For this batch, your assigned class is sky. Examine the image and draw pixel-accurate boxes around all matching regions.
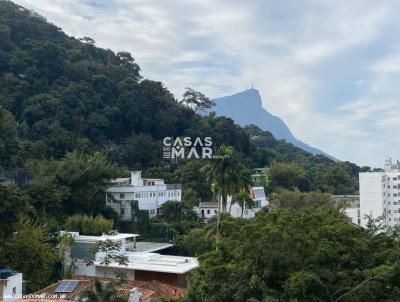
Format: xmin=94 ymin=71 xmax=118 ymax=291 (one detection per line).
xmin=12 ymin=0 xmax=400 ymax=168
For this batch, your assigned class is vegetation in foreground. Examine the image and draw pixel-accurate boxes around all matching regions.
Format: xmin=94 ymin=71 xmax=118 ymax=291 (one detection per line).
xmin=0 ymin=1 xmax=393 ymax=301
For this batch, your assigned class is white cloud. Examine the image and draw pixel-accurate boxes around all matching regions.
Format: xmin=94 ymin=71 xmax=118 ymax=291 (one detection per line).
xmin=12 ymin=0 xmax=400 ymax=167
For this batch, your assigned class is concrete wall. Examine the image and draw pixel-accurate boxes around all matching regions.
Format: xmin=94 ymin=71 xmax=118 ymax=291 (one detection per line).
xmin=1 ymin=273 xmax=22 ymax=302
xmin=359 ymin=172 xmax=384 ymax=228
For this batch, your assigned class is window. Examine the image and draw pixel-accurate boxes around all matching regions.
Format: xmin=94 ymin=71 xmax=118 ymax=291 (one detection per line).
xmin=394 ymin=210 xmax=399 ymax=213
xmin=207 ymin=209 xmax=210 ymax=214
xmin=394 ymin=202 xmax=398 ymax=205
xmin=395 ymin=194 xmax=398 ymax=197
xmin=12 ymin=287 xmax=16 ymax=295
xmin=135 ymin=193 xmax=141 ymax=199
xmin=150 ymin=209 xmax=155 ymax=215
xmin=120 ymin=193 xmax=125 ymax=199
xmin=394 ymin=177 xmax=398 ymax=181
xmin=214 ymin=210 xmax=217 ymax=214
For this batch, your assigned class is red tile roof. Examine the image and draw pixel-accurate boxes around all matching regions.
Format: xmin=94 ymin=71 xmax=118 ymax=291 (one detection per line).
xmin=73 ymin=276 xmax=186 ymax=299
xmin=19 ymin=279 xmax=154 ymax=302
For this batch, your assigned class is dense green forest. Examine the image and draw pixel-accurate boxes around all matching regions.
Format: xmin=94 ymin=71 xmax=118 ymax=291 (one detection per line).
xmin=0 ymin=0 xmax=361 ymax=196
xmin=0 ymin=1 xmax=380 ymax=297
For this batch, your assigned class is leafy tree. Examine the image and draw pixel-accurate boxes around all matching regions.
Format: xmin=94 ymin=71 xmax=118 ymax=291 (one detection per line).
xmin=1 ymin=218 xmax=56 ymax=292
xmin=160 ymin=200 xmax=198 ymax=223
xmin=270 ymin=189 xmax=331 ymax=211
xmin=179 ymin=87 xmax=215 ymax=113
xmin=269 ymin=161 xmax=308 ymax=192
xmin=0 ymin=106 xmax=19 ymax=166
xmin=80 ymin=280 xmax=126 ymax=302
xmin=0 ymin=185 xmax=33 ymax=240
xmin=187 ymin=206 xmax=400 ymax=302
xmin=230 ymin=188 xmax=254 ymax=218
xmin=56 ymin=232 xmax=75 ymax=277
xmin=65 ymin=214 xmax=113 ymax=235
xmin=27 ymin=151 xmax=121 ymax=216
xmin=88 ymin=239 xmax=128 ymax=267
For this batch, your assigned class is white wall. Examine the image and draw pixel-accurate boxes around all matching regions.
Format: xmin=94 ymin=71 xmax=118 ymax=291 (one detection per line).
xmin=2 ymin=273 xmax=22 ymax=302
xmin=359 ymin=172 xmax=384 ymax=228
xmin=343 ymin=207 xmax=360 ymax=225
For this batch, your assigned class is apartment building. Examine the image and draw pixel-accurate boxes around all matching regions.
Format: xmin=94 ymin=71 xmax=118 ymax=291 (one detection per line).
xmin=106 ymin=171 xmax=182 ymax=220
xmin=360 ymin=158 xmax=400 ymax=229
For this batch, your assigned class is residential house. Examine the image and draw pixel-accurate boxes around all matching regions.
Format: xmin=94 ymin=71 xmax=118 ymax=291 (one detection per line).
xmin=251 ymin=167 xmax=269 ymax=188
xmin=194 ymin=186 xmax=269 ymax=221
xmin=64 ymin=231 xmax=198 ymax=288
xmin=106 ymin=171 xmax=182 ymax=220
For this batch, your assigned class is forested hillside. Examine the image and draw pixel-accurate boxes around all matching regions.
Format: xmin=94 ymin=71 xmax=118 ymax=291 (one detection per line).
xmin=0 ymin=2 xmax=387 ymax=297
xmin=0 ymin=0 xmax=360 ymax=196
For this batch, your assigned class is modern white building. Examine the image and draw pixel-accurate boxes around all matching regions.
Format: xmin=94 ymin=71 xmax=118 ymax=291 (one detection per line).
xmin=195 ymin=186 xmax=268 ymax=221
xmin=0 ymin=270 xmax=22 ymax=302
xmin=106 ymin=171 xmax=182 ymax=220
xmin=64 ymin=231 xmax=197 ymax=288
xmin=360 ymin=158 xmax=400 ymax=229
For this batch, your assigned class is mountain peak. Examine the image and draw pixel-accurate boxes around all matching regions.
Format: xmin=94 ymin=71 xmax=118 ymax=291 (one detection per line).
xmin=212 ymin=89 xmax=337 ymax=160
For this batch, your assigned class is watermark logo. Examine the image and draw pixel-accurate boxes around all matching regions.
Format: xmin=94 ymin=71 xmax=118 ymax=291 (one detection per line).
xmin=163 ymin=137 xmax=213 ymax=159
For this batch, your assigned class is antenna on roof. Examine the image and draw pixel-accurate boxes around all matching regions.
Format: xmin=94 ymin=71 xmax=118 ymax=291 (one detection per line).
xmin=251 ymin=83 xmax=254 ymax=89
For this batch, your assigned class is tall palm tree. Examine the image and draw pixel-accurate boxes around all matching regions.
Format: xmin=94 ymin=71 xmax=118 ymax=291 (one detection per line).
xmin=202 ymin=146 xmax=239 ymax=213
xmin=228 ymin=166 xmax=252 ymax=213
xmin=231 ymin=188 xmax=255 ymax=218
xmin=202 ymin=146 xmax=242 ymax=248
xmin=80 ymin=280 xmax=126 ymax=302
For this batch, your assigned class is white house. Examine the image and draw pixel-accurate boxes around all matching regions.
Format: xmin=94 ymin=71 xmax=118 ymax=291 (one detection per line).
xmin=360 ymin=158 xmax=400 ymax=229
xmin=195 ymin=202 xmax=219 ymax=222
xmin=194 ymin=186 xmax=269 ymax=221
xmin=0 ymin=269 xmax=22 ymax=302
xmin=64 ymin=231 xmax=197 ymax=288
xmin=106 ymin=171 xmax=182 ymax=220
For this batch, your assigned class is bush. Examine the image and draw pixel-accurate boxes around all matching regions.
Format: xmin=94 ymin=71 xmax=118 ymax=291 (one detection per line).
xmin=65 ymin=214 xmax=113 ymax=235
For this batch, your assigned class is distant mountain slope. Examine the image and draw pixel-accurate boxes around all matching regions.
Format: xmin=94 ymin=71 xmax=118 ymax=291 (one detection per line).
xmin=212 ymin=88 xmax=337 ymax=160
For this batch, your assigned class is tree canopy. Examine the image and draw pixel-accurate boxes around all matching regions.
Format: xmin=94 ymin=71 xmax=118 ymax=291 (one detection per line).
xmin=186 ymin=206 xmax=400 ymax=302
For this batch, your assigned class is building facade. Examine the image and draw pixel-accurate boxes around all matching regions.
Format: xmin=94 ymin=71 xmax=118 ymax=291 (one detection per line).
xmin=106 ymin=171 xmax=182 ymax=220
xmin=251 ymin=168 xmax=269 ymax=188
xmin=64 ymin=232 xmax=198 ymax=288
xmin=360 ymin=158 xmax=400 ymax=229
xmin=194 ymin=186 xmax=269 ymax=221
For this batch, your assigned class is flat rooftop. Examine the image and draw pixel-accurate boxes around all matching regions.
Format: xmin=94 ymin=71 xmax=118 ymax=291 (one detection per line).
xmin=133 ymin=242 xmax=173 ymax=253
xmin=71 ymin=232 xmax=140 ymax=243
xmin=95 ymin=253 xmax=198 ymax=274
xmin=197 ymin=202 xmax=218 ymax=208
